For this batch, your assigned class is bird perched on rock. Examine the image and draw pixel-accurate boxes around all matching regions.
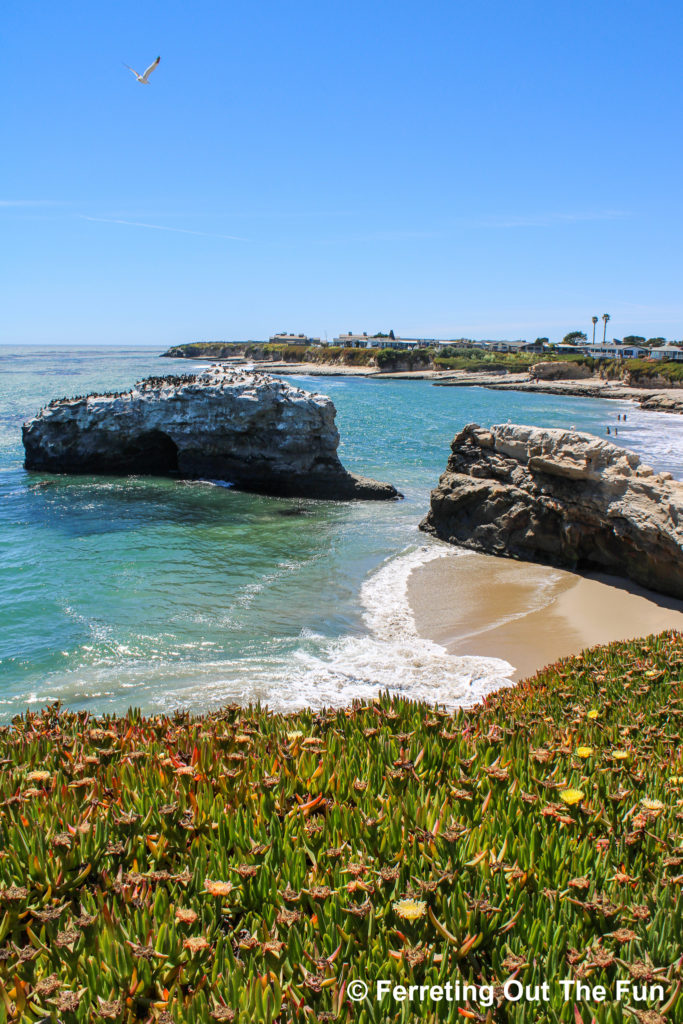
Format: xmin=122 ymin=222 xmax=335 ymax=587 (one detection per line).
xmin=124 ymin=56 xmax=160 ymax=83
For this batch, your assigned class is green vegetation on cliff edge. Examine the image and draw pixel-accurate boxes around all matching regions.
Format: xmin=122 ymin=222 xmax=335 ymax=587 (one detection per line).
xmin=163 ymin=344 xmax=683 ymax=383
xmin=1 ymin=632 xmax=682 ymax=1022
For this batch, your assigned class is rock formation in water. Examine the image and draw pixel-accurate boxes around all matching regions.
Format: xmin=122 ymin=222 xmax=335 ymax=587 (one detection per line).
xmin=23 ymin=366 xmax=398 ymax=501
xmin=638 ymin=393 xmax=683 ymax=414
xmin=420 ymin=422 xmax=683 ymax=598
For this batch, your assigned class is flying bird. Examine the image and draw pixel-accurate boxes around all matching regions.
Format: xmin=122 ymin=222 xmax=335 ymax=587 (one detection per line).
xmin=124 ymin=56 xmax=160 ymax=83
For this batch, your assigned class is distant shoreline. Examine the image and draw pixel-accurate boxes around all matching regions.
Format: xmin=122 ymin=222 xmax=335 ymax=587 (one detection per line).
xmin=164 ymin=352 xmax=683 ymax=414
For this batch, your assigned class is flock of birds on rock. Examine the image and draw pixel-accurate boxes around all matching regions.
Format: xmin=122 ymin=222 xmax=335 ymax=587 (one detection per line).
xmin=138 ymin=374 xmax=198 ymax=389
xmin=45 ymin=368 xmax=289 ymax=411
xmin=46 ymin=374 xmax=199 ymax=407
xmin=48 ymin=391 xmax=129 ymax=406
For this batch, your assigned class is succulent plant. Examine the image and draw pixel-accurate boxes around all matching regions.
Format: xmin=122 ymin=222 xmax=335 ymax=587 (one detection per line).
xmin=0 ymin=631 xmax=681 ymax=1021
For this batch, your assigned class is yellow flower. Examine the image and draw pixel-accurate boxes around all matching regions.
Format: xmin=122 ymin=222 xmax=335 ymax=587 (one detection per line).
xmin=559 ymin=789 xmax=584 ymax=806
xmin=286 ymin=731 xmax=304 ymax=743
xmin=670 ymin=776 xmax=683 ymax=785
xmin=393 ymin=898 xmax=427 ymax=921
xmin=612 ymin=750 xmax=629 ymax=760
xmin=204 ymin=879 xmax=233 ymax=897
xmin=576 ymin=747 xmax=594 ymax=759
xmin=640 ymin=798 xmax=664 ymax=812
xmin=587 ymin=709 xmax=599 ymax=720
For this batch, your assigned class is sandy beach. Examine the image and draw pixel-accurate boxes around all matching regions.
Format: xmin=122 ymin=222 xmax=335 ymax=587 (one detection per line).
xmin=408 ymin=548 xmax=683 ymax=680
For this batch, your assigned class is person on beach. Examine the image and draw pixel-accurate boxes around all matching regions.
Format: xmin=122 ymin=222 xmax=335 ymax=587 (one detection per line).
xmin=606 ymin=427 xmax=611 ymax=435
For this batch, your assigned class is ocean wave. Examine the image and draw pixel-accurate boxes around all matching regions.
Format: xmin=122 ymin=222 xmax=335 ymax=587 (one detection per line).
xmin=611 ymin=404 xmax=683 ymax=478
xmin=267 ymin=543 xmax=516 ymax=712
xmin=5 ymin=543 xmax=515 ymax=716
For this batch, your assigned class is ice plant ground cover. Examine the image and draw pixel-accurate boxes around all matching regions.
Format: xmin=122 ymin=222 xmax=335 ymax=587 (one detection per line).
xmin=0 ymin=634 xmax=682 ymax=1022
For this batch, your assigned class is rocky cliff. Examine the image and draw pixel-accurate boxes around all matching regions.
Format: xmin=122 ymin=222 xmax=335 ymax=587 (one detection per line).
xmin=23 ymin=366 xmax=398 ymax=500
xmin=420 ymin=423 xmax=683 ymax=598
xmin=163 ymin=343 xmax=245 ymax=359
xmin=529 ymin=360 xmax=592 ymax=380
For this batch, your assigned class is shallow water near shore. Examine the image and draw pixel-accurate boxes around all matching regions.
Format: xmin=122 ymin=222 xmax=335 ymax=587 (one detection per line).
xmin=2 ymin=344 xmax=683 ymax=719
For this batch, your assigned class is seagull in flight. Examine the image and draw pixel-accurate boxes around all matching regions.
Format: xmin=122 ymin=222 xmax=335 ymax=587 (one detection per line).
xmin=124 ymin=56 xmax=160 ymax=83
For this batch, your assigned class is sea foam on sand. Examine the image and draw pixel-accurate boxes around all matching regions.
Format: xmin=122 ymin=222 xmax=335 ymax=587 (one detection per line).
xmin=288 ymin=544 xmax=516 ymax=710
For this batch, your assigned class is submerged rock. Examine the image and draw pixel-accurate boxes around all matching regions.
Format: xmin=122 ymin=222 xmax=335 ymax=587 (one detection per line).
xmin=420 ymin=422 xmax=683 ymax=598
xmin=22 ymin=366 xmax=398 ymax=501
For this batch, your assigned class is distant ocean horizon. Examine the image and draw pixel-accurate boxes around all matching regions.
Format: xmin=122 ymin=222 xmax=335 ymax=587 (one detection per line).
xmin=2 ymin=345 xmax=683 ymax=721
xmin=0 ymin=341 xmax=268 ymax=349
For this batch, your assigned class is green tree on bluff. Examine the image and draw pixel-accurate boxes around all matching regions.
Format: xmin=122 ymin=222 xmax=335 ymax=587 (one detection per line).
xmin=591 ymin=316 xmax=599 ymax=344
xmin=563 ymin=331 xmax=587 ymax=345
xmin=623 ymin=335 xmax=646 ymax=346
xmin=602 ymin=313 xmax=611 ymax=342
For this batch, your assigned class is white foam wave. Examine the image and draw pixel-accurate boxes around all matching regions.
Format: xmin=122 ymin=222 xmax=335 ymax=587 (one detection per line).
xmin=16 ymin=544 xmax=516 ymax=716
xmin=191 ymin=479 xmax=234 ymax=489
xmin=275 ymin=543 xmax=516 ymax=711
xmin=611 ymin=404 xmax=683 ymax=479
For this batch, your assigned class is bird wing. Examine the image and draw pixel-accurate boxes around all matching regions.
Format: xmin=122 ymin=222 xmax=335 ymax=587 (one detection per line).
xmin=123 ymin=63 xmax=141 ymax=79
xmin=140 ymin=56 xmax=161 ymax=82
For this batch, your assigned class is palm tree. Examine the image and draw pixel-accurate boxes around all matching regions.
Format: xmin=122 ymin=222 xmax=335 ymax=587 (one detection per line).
xmin=602 ymin=313 xmax=611 ymax=343
xmin=591 ymin=316 xmax=599 ymax=345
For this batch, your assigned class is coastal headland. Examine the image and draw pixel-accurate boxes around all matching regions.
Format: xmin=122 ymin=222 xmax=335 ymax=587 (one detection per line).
xmin=160 ymin=344 xmax=683 ymax=415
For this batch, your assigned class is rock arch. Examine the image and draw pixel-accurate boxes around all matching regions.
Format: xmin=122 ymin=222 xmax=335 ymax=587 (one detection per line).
xmin=114 ymin=429 xmax=179 ymax=475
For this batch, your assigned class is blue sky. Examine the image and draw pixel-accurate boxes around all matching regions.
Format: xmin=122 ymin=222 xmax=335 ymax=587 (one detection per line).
xmin=2 ymin=0 xmax=683 ymax=345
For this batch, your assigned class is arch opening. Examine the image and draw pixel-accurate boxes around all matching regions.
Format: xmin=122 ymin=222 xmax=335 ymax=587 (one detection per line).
xmin=116 ymin=430 xmax=179 ymax=475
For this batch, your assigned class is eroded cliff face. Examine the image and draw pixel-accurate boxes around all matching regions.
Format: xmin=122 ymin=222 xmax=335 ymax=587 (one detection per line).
xmin=420 ymin=423 xmax=683 ymax=598
xmin=22 ymin=366 xmax=398 ymax=500
xmin=529 ymin=361 xmax=592 ymax=381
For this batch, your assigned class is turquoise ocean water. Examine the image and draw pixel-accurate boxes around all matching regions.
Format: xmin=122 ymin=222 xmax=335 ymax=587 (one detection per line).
xmin=2 ymin=345 xmax=683 ymax=720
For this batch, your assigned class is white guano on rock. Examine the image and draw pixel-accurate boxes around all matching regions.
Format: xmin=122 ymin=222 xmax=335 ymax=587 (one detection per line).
xmin=22 ymin=366 xmax=398 ymax=501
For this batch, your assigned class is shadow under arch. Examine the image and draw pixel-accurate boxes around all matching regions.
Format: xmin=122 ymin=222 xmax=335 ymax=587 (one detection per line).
xmin=113 ymin=429 xmax=179 ymax=474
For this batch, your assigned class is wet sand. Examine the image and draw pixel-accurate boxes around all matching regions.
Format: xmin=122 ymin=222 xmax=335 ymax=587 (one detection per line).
xmin=408 ymin=549 xmax=683 ymax=680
